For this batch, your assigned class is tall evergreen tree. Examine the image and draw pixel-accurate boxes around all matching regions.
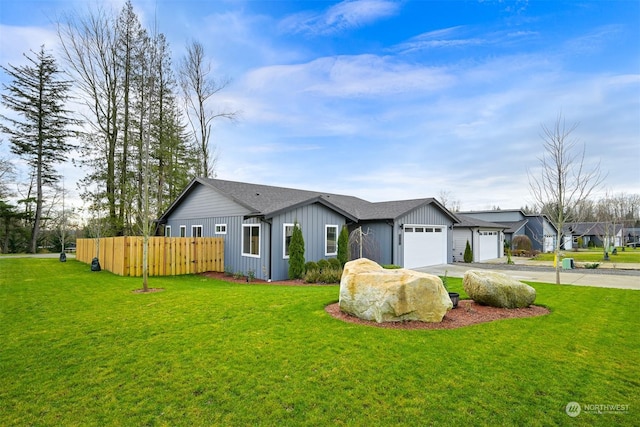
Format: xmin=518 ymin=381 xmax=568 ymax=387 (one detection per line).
xmin=463 ymin=240 xmax=473 ymax=263
xmin=0 ymin=46 xmax=76 ymax=253
xmin=288 ymin=222 xmax=305 ymax=279
xmin=337 ymin=225 xmax=350 ymax=266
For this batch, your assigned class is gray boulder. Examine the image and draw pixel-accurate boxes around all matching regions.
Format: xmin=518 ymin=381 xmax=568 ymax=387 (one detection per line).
xmin=463 ymin=270 xmax=536 ymax=308
xmin=339 ymin=258 xmax=452 ymax=323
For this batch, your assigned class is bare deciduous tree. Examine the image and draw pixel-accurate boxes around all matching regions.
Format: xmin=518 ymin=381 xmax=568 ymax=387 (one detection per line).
xmin=528 ymin=113 xmax=605 ymax=284
xmin=179 ymin=40 xmax=238 ymax=177
xmin=438 ymin=190 xmax=461 ymax=212
xmin=58 ymin=7 xmax=121 ymax=234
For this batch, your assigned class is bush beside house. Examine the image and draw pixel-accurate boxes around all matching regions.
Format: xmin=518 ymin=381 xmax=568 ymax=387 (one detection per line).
xmin=464 ymin=240 xmax=473 ymax=263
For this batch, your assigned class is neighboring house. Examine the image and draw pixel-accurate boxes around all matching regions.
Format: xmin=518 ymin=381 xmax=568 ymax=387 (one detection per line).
xmin=157 ymin=178 xmax=459 ymax=281
xmin=562 ymin=222 xmax=624 ymax=249
xmin=453 ymin=214 xmax=506 ymax=262
xmin=459 ymin=210 xmax=557 ymax=253
xmin=625 ymin=228 xmax=640 ymax=246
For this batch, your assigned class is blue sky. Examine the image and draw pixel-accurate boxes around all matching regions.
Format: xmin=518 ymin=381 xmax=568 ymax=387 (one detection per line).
xmin=1 ymin=0 xmax=639 ymax=211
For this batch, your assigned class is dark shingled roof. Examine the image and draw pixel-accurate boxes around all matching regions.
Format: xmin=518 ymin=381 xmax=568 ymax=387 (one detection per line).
xmin=160 ymin=177 xmax=459 ymax=223
xmin=496 ymin=219 xmax=529 ymax=234
xmin=454 ymin=214 xmax=507 ymax=229
xmin=563 ymin=222 xmax=622 ymax=236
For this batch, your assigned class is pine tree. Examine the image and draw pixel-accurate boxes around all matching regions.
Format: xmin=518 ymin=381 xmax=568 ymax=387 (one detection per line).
xmin=0 ymin=46 xmax=76 ymax=253
xmin=288 ymin=222 xmax=305 ymax=279
xmin=463 ymin=240 xmax=473 ymax=263
xmin=337 ymin=225 xmax=349 ymax=266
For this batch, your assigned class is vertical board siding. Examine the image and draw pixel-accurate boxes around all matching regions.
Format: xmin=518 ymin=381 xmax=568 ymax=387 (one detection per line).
xmin=349 ymin=221 xmax=392 ymax=266
xmin=270 ymin=204 xmax=347 ymax=281
xmin=76 ymin=237 xmax=224 ymax=276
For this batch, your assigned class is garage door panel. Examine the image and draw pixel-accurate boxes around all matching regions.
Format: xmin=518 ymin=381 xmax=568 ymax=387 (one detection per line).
xmin=478 ymin=231 xmax=498 ymax=261
xmin=404 ymin=226 xmax=447 ymax=269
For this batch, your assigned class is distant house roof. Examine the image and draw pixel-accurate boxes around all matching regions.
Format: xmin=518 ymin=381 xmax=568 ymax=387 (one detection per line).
xmin=159 ymin=177 xmax=459 ymax=224
xmin=458 ymin=209 xmax=558 ymax=234
xmin=454 ymin=214 xmax=507 ymax=229
xmin=563 ymin=222 xmax=623 ymax=236
xmin=498 ymin=219 xmax=529 ymax=234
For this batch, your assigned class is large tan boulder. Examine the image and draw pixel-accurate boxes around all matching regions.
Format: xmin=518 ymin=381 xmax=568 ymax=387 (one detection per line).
xmin=463 ymin=270 xmax=536 ymax=308
xmin=339 ymin=258 xmax=452 ymax=323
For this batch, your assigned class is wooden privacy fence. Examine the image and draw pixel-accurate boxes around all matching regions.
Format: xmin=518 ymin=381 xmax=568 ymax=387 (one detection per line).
xmin=76 ymin=237 xmax=224 ymax=277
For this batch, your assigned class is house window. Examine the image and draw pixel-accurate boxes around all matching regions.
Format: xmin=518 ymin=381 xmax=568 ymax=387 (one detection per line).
xmin=325 ymin=225 xmax=338 ymax=255
xmin=192 ymin=225 xmax=203 ymax=237
xmin=215 ymin=224 xmax=227 ymax=234
xmin=243 ymin=224 xmax=260 ymax=257
xmin=283 ymin=223 xmax=295 ymax=259
xmin=164 ymin=225 xmax=171 ymax=237
xmin=179 ymin=225 xmax=186 ymax=237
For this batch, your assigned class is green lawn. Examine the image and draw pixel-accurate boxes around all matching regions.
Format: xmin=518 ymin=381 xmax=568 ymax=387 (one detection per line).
xmin=1 ymin=258 xmax=638 ymax=426
xmin=533 ymin=247 xmax=640 ymax=263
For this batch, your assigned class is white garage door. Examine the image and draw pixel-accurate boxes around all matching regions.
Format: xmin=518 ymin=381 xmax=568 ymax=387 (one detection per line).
xmin=403 ymin=225 xmax=447 ymax=269
xmin=478 ymin=231 xmax=499 ymax=261
xmin=544 ymin=236 xmax=554 ymax=253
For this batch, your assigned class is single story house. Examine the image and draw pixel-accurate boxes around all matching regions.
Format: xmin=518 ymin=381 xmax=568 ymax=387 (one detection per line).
xmin=452 ymin=214 xmax=506 ymax=262
xmin=562 ymin=222 xmax=624 ymax=249
xmin=458 ymin=210 xmax=557 ymax=253
xmin=157 ymin=178 xmax=460 ymax=281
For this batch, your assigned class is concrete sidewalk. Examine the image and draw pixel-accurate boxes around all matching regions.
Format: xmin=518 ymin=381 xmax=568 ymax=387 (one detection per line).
xmin=416 ymin=262 xmax=640 ymax=291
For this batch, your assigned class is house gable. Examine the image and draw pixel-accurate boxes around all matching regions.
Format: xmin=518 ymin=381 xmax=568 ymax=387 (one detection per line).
xmin=169 ymin=181 xmax=251 ymax=220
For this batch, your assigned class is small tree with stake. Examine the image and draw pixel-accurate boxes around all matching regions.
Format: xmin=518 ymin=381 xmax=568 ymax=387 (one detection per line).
xmin=528 ymin=113 xmax=604 ymax=285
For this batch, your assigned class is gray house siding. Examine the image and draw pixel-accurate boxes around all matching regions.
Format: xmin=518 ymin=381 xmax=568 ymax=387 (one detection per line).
xmin=465 ymin=211 xmax=524 ymax=222
xmin=270 ymin=204 xmax=348 ymax=281
xmin=524 ymin=219 xmax=544 ymax=252
xmin=348 ymin=221 xmax=393 ymax=266
xmin=169 ymin=183 xmax=250 ymax=219
xmin=162 ymin=183 xmax=263 ymax=278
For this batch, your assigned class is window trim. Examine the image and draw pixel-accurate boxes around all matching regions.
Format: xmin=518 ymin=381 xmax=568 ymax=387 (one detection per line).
xmin=192 ymin=225 xmax=203 ymax=238
xmin=179 ymin=225 xmax=186 ymax=237
xmin=242 ymin=224 xmax=261 ymax=258
xmin=164 ymin=225 xmax=172 ymax=237
xmin=283 ymin=223 xmax=295 ymax=259
xmin=325 ymin=224 xmax=338 ymax=256
xmin=215 ymin=223 xmax=227 ymax=235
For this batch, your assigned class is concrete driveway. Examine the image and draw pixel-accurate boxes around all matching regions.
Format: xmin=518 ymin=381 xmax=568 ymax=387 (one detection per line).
xmin=416 ymin=261 xmax=640 ymax=290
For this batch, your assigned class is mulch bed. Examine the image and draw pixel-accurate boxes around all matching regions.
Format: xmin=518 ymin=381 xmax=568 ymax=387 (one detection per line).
xmin=201 ymin=271 xmax=316 ymax=286
xmin=325 ymin=300 xmax=550 ymax=330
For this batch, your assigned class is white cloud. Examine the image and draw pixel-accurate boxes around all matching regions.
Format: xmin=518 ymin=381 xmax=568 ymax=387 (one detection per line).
xmin=279 ymin=0 xmax=400 ymax=35
xmin=0 ymin=25 xmax=60 ymax=66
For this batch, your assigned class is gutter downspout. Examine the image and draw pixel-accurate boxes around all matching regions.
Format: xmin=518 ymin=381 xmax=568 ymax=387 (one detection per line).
xmin=260 ymin=217 xmax=272 ymax=281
